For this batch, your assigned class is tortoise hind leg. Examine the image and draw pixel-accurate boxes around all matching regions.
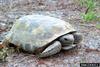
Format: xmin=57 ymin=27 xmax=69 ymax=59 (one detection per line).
xmin=38 ymin=41 xmax=61 ymax=58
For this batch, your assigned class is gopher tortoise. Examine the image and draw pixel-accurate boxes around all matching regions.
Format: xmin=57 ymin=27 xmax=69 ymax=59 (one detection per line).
xmin=2 ymin=14 xmax=82 ymax=58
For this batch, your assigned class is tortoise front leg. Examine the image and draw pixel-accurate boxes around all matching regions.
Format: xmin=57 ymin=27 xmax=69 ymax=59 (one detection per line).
xmin=38 ymin=41 xmax=61 ymax=58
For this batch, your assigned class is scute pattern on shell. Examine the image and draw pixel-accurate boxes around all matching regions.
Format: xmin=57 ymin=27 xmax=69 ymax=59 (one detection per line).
xmin=5 ymin=14 xmax=76 ymax=52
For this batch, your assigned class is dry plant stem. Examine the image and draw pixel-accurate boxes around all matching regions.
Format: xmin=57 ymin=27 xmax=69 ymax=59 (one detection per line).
xmin=85 ymin=7 xmax=90 ymax=14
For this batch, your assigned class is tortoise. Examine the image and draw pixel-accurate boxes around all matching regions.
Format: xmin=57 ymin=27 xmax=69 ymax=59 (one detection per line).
xmin=2 ymin=14 xmax=82 ymax=58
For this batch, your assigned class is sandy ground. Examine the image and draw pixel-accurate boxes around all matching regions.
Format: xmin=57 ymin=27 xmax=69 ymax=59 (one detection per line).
xmin=0 ymin=0 xmax=100 ymax=67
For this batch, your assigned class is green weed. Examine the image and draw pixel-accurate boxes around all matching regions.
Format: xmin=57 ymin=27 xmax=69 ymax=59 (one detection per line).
xmin=80 ymin=0 xmax=97 ymax=22
xmin=79 ymin=0 xmax=100 ymax=29
xmin=81 ymin=11 xmax=96 ymax=22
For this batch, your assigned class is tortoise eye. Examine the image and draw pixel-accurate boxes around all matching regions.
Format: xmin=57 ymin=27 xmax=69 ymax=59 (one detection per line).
xmin=64 ymin=38 xmax=68 ymax=41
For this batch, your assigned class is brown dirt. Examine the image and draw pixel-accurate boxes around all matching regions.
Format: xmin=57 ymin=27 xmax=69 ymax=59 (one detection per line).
xmin=0 ymin=0 xmax=100 ymax=67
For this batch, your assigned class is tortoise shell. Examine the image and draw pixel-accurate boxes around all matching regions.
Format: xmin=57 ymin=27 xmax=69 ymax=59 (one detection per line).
xmin=4 ymin=14 xmax=76 ymax=52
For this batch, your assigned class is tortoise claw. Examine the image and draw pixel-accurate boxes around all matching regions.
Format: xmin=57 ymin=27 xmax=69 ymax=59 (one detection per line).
xmin=62 ymin=44 xmax=77 ymax=50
